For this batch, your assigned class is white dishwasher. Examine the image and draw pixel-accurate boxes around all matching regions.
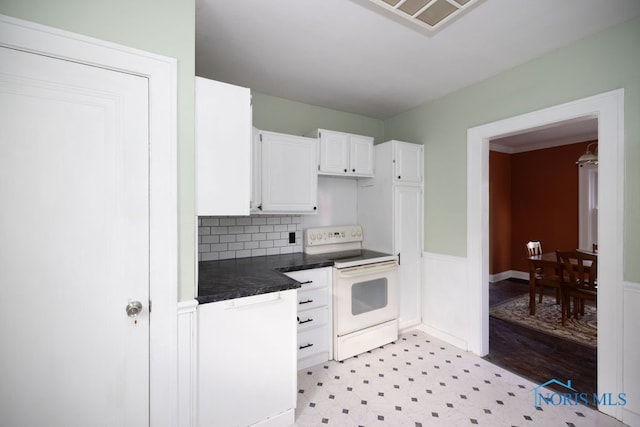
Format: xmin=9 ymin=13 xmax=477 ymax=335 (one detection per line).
xmin=197 ymin=290 xmax=297 ymax=427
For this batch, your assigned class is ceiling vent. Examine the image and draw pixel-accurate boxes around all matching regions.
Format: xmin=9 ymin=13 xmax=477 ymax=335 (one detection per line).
xmin=368 ymin=0 xmax=481 ymax=31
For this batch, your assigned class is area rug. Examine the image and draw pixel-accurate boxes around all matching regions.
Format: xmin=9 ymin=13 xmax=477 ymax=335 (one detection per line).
xmin=489 ymin=294 xmax=597 ymax=348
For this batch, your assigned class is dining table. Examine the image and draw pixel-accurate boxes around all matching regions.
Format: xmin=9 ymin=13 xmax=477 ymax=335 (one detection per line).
xmin=528 ymin=253 xmax=560 ymax=315
xmin=527 ymin=250 xmax=596 ymax=315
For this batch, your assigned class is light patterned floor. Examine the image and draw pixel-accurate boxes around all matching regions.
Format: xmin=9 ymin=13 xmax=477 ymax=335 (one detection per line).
xmin=295 ymin=331 xmax=626 ymax=427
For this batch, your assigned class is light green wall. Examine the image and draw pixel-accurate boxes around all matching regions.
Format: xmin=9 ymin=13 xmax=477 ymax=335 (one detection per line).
xmin=252 ymin=92 xmax=385 ymax=142
xmin=0 ymin=0 xmax=196 ymax=300
xmin=384 ymin=17 xmax=640 ymax=282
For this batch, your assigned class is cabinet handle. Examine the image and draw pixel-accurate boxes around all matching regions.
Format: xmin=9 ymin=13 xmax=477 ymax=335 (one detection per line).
xmin=352 ymin=168 xmax=355 ymax=172
xmin=344 ymin=169 xmax=348 ymax=172
xmin=298 ymin=318 xmax=313 ymax=324
xmin=313 ymin=206 xmax=317 ymax=210
xmin=299 ymin=280 xmax=313 ymax=285
xmin=225 ymin=293 xmax=281 ymax=309
xmin=398 ymin=175 xmax=401 ymax=179
xmin=257 ymin=204 xmax=262 ymax=210
xmin=299 ymin=299 xmax=314 ymax=305
xmin=299 ymin=343 xmax=314 ymax=350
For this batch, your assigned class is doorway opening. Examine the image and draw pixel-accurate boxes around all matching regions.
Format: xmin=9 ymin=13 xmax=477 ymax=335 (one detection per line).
xmin=483 ymin=118 xmax=599 ymax=398
xmin=466 ymin=89 xmax=624 ymax=418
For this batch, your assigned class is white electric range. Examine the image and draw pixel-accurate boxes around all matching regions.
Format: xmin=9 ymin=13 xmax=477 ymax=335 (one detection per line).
xmin=304 ymin=225 xmax=399 ymax=361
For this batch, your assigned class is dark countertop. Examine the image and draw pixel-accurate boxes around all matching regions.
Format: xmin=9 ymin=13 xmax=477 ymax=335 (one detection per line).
xmin=197 ymin=253 xmax=335 ymax=304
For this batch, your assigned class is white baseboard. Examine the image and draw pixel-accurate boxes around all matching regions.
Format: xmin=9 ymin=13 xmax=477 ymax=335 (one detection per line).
xmin=415 ymin=323 xmax=468 ymax=351
xmin=622 ymin=407 xmax=640 ymax=427
xmin=250 ymin=408 xmax=295 ymax=427
xmin=489 ymin=270 xmax=512 ymax=283
xmin=511 ymin=271 xmax=529 ymax=281
xmin=398 ymin=319 xmax=421 ymax=332
xmin=399 ymin=323 xmax=421 ymax=336
xmin=489 ymin=270 xmax=528 ymax=282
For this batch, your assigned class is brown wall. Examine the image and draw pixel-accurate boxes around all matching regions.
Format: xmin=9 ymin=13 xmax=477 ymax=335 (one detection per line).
xmin=489 ymin=151 xmax=512 ymax=274
xmin=489 ymin=141 xmax=595 ymax=275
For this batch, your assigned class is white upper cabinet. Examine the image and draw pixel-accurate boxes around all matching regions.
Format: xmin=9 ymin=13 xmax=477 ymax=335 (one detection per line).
xmin=393 ymin=140 xmax=423 ymax=184
xmin=308 ymin=129 xmax=374 ymax=177
xmin=317 ymin=130 xmax=349 ymax=174
xmin=254 ymin=130 xmax=318 ymax=214
xmin=195 ymin=77 xmax=252 ymax=216
xmin=350 ymin=134 xmax=375 ymax=176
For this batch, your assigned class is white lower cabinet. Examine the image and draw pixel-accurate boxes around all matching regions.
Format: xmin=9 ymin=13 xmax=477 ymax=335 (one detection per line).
xmin=197 ymin=290 xmax=297 ymax=427
xmin=284 ymin=267 xmax=333 ymax=370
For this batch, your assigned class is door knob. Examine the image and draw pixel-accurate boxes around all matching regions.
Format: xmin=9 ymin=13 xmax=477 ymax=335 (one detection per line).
xmin=126 ymin=300 xmax=143 ymax=318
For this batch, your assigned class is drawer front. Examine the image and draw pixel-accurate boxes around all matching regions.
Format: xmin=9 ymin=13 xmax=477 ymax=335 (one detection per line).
xmin=285 ymin=267 xmax=330 ymax=291
xmin=297 ymin=306 xmax=329 ymax=332
xmin=297 ymin=326 xmax=329 ymax=359
xmin=297 ymin=286 xmax=327 ymax=311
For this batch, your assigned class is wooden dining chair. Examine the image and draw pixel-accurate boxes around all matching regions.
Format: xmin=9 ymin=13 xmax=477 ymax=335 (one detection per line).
xmin=526 ymin=240 xmax=542 ymax=257
xmin=557 ymin=250 xmax=598 ymax=326
xmin=526 ymin=241 xmax=561 ymax=304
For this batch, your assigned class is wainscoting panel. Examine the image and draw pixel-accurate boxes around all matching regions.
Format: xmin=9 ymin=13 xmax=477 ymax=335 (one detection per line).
xmin=421 ymin=252 xmax=469 ymax=350
xmin=178 ymin=300 xmax=198 ymax=427
xmin=623 ymin=282 xmax=640 ymax=426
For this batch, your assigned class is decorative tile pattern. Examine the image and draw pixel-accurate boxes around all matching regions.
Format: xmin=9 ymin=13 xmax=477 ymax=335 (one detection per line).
xmin=198 ymin=215 xmax=302 ymax=261
xmin=295 ymin=331 xmax=625 ymax=426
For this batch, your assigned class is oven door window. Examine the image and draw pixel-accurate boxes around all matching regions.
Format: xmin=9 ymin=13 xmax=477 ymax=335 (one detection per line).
xmin=351 ymin=278 xmax=388 ymax=315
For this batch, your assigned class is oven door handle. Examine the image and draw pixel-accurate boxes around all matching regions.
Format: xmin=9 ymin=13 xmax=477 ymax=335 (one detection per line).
xmin=337 ymin=260 xmax=398 ymax=277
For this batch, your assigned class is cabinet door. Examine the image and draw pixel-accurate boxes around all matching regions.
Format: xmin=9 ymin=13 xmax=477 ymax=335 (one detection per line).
xmin=250 ymin=127 xmax=261 ymax=212
xmin=318 ymin=129 xmax=349 ymax=174
xmin=350 ymin=134 xmax=374 ymax=176
xmin=197 ymin=291 xmax=297 ymax=427
xmin=195 ymin=77 xmax=251 ymax=215
xmin=394 ymin=185 xmax=423 ymax=329
xmin=394 ymin=141 xmax=423 ymax=184
xmin=260 ymin=131 xmax=318 ymax=213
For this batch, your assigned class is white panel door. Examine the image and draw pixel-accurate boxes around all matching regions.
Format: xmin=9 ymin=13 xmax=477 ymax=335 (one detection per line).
xmin=0 ymin=46 xmax=149 ymax=426
xmin=395 ymin=185 xmax=423 ymax=329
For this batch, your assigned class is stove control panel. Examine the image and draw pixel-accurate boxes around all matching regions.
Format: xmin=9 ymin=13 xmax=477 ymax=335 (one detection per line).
xmin=305 ymin=225 xmax=363 ymax=247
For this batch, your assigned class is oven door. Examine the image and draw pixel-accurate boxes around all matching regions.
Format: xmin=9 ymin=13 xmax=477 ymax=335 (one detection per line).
xmin=333 ymin=260 xmax=398 ymax=336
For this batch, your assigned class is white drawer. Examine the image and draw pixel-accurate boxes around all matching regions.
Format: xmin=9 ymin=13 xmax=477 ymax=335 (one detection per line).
xmin=297 ymin=326 xmax=330 ymax=359
xmin=285 ymin=267 xmax=330 ymax=291
xmin=297 ymin=306 xmax=329 ymax=332
xmin=297 ymin=286 xmax=328 ymax=311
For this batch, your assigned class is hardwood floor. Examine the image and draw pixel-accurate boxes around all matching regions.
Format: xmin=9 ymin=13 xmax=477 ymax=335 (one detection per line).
xmin=484 ymin=279 xmax=597 ymax=401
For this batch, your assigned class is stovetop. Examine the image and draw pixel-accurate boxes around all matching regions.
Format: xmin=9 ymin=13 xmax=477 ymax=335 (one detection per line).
xmin=304 ymin=225 xmax=396 ymax=268
xmin=319 ymin=249 xmax=397 ymax=268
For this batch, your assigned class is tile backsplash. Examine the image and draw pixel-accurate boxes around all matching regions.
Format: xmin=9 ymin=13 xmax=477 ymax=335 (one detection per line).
xmin=198 ymin=215 xmax=303 ymax=261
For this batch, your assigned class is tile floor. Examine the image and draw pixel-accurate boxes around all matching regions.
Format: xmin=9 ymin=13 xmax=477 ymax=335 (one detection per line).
xmin=294 ymin=331 xmax=626 ymax=426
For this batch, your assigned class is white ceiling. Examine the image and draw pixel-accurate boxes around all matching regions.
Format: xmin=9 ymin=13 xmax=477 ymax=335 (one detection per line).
xmin=490 ymin=116 xmax=598 ymax=153
xmin=195 ymin=0 xmax=640 ymax=120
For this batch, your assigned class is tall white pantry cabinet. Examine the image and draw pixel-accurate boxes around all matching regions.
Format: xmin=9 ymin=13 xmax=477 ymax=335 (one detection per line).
xmin=357 ymin=140 xmax=424 ymax=330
